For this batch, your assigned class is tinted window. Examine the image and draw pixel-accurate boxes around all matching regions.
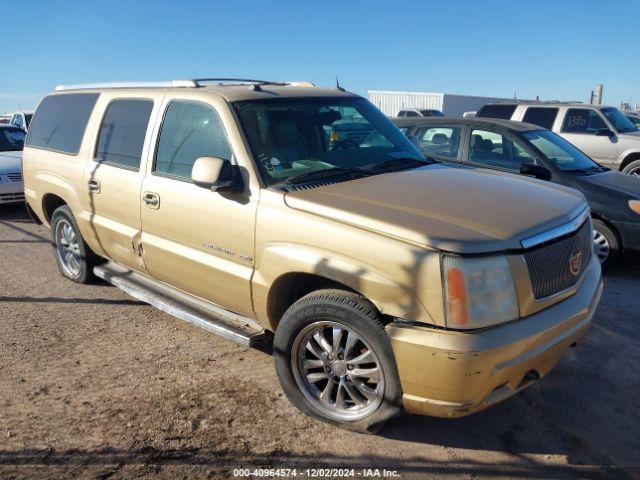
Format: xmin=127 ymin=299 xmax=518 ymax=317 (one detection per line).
xmin=602 ymin=107 xmax=637 ymax=133
xmin=26 ymin=93 xmax=99 ymax=154
xmin=469 ymin=129 xmax=534 ymax=170
xmin=522 ymin=130 xmax=598 ymax=171
xmin=95 ymin=99 xmax=153 ymax=170
xmin=476 ymin=104 xmax=517 ymax=119
xmin=155 ymin=101 xmax=232 ymax=179
xmin=0 ymin=127 xmax=25 ymax=151
xmin=522 ymin=107 xmax=558 ymax=130
xmin=412 ymin=126 xmax=461 ymax=159
xmin=421 ymin=110 xmax=444 ymax=117
xmin=405 ymin=111 xmax=419 ymax=117
xmin=562 ymin=109 xmax=606 ymax=134
xmin=25 ymin=114 xmax=32 ymax=128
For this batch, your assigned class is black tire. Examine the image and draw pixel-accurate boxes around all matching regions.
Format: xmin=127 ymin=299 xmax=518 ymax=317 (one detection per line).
xmin=621 ymin=159 xmax=640 ymax=177
xmin=592 ymin=219 xmax=620 ymax=271
xmin=50 ymin=205 xmax=100 ymax=283
xmin=273 ymin=289 xmax=403 ymax=433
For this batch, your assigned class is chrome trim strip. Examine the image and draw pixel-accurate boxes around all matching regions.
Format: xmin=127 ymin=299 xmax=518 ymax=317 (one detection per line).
xmin=520 ymin=207 xmax=590 ymax=249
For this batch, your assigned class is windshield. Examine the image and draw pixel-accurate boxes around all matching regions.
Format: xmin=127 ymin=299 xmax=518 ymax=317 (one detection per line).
xmin=602 ymin=107 xmax=638 ymax=133
xmin=0 ymin=127 xmax=25 ymax=152
xmin=421 ymin=110 xmax=444 ymax=117
xmin=234 ymin=97 xmax=424 ymax=186
xmin=521 ymin=130 xmax=600 ymax=172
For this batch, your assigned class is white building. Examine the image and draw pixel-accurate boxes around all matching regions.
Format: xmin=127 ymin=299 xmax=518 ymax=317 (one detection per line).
xmin=368 ymin=90 xmax=517 ymax=117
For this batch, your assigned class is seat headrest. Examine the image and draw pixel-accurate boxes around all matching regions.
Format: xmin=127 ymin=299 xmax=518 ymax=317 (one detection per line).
xmin=271 ymin=120 xmax=301 ymax=147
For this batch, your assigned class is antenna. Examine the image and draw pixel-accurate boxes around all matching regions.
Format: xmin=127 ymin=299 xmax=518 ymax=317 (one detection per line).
xmin=336 ymin=76 xmax=346 ymax=92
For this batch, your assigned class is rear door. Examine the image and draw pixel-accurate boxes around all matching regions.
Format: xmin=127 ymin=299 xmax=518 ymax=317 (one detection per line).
xmin=83 ymin=93 xmax=159 ymax=271
xmin=410 ymin=124 xmax=464 ymax=163
xmin=558 ymin=108 xmax=618 ymax=166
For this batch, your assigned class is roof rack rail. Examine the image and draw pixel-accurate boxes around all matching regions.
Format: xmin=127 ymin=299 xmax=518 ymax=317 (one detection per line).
xmin=54 ymin=78 xmax=316 ymax=92
xmin=55 ymin=80 xmax=197 ymax=92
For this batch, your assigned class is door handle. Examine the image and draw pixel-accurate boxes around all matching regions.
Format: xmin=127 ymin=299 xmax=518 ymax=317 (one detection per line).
xmin=143 ymin=192 xmax=160 ymax=209
xmin=88 ymin=179 xmax=101 ymax=193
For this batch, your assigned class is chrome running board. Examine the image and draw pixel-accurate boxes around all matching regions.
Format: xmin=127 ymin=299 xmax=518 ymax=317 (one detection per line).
xmin=94 ymin=262 xmax=271 ymax=348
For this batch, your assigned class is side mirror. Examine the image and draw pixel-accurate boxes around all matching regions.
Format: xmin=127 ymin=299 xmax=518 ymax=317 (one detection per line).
xmin=191 ymin=156 xmax=243 ymax=193
xmin=596 ymin=128 xmax=614 ymax=137
xmin=520 ymin=163 xmax=552 ymax=181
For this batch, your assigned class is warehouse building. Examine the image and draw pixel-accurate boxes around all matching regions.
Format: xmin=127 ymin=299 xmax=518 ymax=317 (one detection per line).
xmin=368 ymin=90 xmax=517 ymax=117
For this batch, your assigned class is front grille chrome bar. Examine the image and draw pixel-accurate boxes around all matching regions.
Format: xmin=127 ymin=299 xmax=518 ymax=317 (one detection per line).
xmin=520 ymin=207 xmax=590 ymax=250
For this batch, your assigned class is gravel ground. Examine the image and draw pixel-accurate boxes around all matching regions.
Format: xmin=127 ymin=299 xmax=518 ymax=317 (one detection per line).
xmin=1 ymin=204 xmax=639 ymax=480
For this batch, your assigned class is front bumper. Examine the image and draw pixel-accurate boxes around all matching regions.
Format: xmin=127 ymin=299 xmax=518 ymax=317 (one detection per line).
xmin=612 ymin=220 xmax=640 ymax=256
xmin=0 ymin=176 xmax=24 ymax=204
xmin=386 ymin=256 xmax=602 ymax=418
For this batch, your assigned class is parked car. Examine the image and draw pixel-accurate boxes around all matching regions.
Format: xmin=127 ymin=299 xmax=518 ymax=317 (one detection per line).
xmin=393 ymin=116 xmax=640 ymax=269
xmin=9 ymin=111 xmax=34 ymax=131
xmin=0 ymin=114 xmax=11 ymax=124
xmin=23 ymin=79 xmax=602 ymax=430
xmin=476 ymin=102 xmax=640 ymax=176
xmin=0 ymin=125 xmax=25 ymax=205
xmin=397 ymin=108 xmax=444 ymax=117
xmin=624 ymin=112 xmax=640 ymax=129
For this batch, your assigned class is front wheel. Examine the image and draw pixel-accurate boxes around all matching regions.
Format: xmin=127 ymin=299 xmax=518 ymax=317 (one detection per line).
xmin=273 ymin=290 xmax=403 ymax=432
xmin=592 ymin=219 xmax=620 ymax=271
xmin=622 ymin=159 xmax=640 ymax=177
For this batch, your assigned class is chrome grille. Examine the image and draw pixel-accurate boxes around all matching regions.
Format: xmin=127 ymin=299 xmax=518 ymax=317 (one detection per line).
xmin=7 ymin=173 xmax=22 ymax=182
xmin=0 ymin=192 xmax=25 ymax=202
xmin=524 ymin=220 xmax=592 ymax=299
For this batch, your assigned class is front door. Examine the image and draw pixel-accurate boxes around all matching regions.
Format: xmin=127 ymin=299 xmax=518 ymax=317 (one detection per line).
xmin=559 ymin=108 xmax=618 ymax=166
xmin=83 ymin=96 xmax=156 ymax=271
xmin=140 ymin=97 xmax=257 ymax=318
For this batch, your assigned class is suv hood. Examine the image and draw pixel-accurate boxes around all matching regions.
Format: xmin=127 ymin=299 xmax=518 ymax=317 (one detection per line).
xmin=284 ymin=164 xmax=586 ymax=254
xmin=618 ymin=130 xmax=640 ymax=140
xmin=0 ymin=151 xmax=22 ymax=174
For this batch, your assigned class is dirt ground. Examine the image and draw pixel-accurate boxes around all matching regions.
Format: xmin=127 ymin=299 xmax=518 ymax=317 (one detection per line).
xmin=1 ymin=204 xmax=639 ymax=480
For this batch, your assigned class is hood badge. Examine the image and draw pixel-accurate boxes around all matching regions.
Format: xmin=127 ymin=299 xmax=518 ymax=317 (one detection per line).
xmin=568 ymin=248 xmax=583 ymax=277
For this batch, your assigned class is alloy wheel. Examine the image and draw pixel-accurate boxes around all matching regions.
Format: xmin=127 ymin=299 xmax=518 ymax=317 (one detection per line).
xmin=55 ymin=218 xmax=82 ymax=277
xmin=593 ymin=229 xmax=610 ymax=264
xmin=291 ymin=321 xmax=385 ymax=421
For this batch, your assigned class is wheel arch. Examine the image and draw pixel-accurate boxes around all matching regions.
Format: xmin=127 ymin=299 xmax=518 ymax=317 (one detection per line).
xmin=619 ymin=152 xmax=640 ymax=172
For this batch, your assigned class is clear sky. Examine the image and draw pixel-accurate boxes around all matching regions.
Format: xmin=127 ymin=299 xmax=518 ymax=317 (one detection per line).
xmin=2 ymin=0 xmax=639 ymax=113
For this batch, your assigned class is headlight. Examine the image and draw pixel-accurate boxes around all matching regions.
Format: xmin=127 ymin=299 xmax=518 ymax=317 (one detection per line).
xmin=442 ymin=254 xmax=519 ymax=329
xmin=629 ymin=200 xmax=640 ymax=215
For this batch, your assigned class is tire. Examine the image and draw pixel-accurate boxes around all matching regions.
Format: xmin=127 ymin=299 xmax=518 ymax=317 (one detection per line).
xmin=50 ymin=205 xmax=100 ymax=283
xmin=273 ymin=289 xmax=403 ymax=433
xmin=621 ymin=159 xmax=640 ymax=177
xmin=592 ymin=219 xmax=620 ymax=271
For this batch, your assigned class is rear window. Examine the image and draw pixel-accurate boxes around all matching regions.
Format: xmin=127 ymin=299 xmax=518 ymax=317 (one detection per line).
xmin=95 ymin=99 xmax=154 ymax=170
xmin=476 ymin=104 xmax=517 ymax=120
xmin=522 ymin=107 xmax=558 ymax=130
xmin=26 ymin=93 xmax=99 ymax=155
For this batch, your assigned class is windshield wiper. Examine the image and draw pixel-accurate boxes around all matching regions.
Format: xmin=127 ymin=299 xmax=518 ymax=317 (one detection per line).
xmin=563 ymin=165 xmax=606 ymax=174
xmin=360 ymin=157 xmax=432 ymax=173
xmin=277 ymin=166 xmax=366 ymax=186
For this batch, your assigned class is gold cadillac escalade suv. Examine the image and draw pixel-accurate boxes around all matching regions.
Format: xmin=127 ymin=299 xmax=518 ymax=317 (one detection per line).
xmin=22 ymin=79 xmax=602 ymax=431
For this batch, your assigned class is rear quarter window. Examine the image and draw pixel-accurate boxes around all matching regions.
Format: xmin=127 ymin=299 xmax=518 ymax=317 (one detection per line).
xmin=26 ymin=93 xmax=99 ymax=155
xmin=522 ymin=108 xmax=558 ymax=130
xmin=476 ymin=104 xmax=517 ymax=120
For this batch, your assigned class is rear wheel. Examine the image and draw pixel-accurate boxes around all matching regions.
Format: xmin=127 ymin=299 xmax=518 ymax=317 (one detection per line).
xmin=622 ymin=159 xmax=640 ymax=177
xmin=592 ymin=219 xmax=620 ymax=271
xmin=51 ymin=205 xmax=100 ymax=283
xmin=274 ymin=289 xmax=403 ymax=432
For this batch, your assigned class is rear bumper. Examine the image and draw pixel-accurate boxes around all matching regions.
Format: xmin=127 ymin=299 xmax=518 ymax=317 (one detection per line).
xmin=0 ymin=178 xmax=24 ymax=204
xmin=386 ymin=256 xmax=602 ymax=418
